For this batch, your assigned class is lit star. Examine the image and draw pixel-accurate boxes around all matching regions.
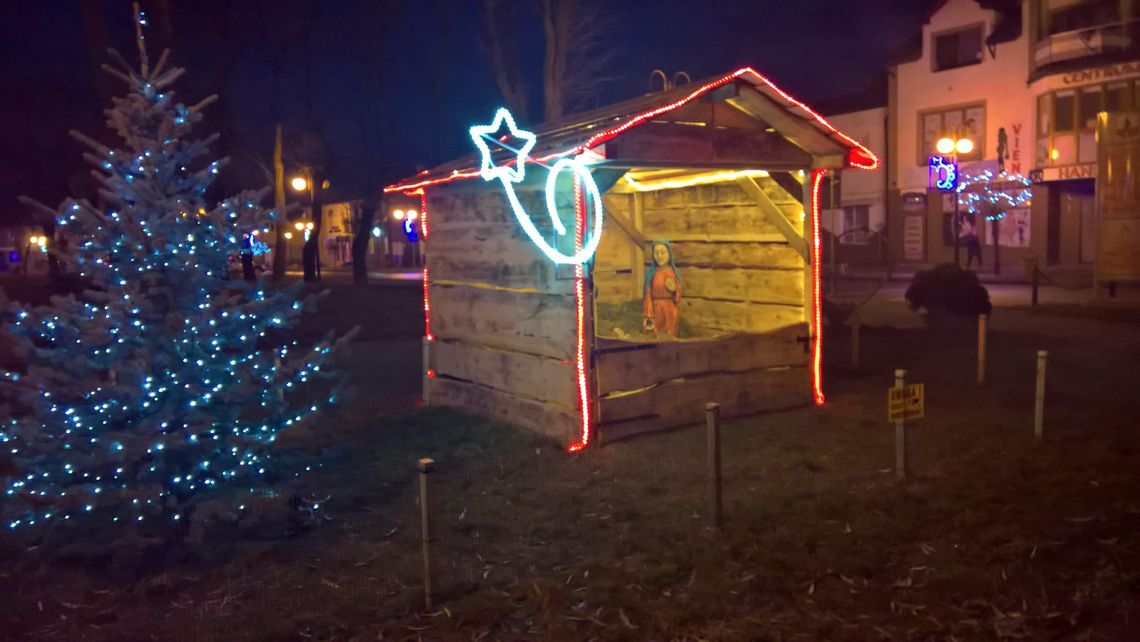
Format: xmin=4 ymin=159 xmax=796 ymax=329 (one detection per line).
xmin=469 ymin=108 xmax=537 ymax=184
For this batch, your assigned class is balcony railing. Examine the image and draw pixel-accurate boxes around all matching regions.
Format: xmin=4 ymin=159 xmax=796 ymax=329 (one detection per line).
xmin=1035 ymin=19 xmax=1140 ymax=66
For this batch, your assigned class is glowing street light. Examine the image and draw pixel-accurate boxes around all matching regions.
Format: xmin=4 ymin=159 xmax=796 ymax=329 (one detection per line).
xmin=293 ymin=221 xmax=305 ymax=231
xmin=936 ymin=137 xmax=956 ymax=155
xmin=393 ymin=209 xmax=405 ymax=220
xmin=290 ymin=176 xmax=308 ymax=192
xmin=406 ymin=209 xmax=418 ymax=221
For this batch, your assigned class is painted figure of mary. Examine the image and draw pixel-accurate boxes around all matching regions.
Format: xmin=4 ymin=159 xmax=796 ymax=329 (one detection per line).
xmin=642 ymin=239 xmax=682 ymax=337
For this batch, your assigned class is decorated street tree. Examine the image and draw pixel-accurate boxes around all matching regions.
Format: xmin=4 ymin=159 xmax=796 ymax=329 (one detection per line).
xmin=957 ymin=169 xmax=1032 ymax=274
xmin=0 ymin=13 xmax=350 ymax=537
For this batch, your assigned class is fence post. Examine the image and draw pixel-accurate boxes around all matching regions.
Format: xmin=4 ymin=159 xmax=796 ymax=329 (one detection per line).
xmin=851 ymin=320 xmax=861 ymax=371
xmin=705 ymin=402 xmax=722 ymax=529
xmin=422 ymin=337 xmax=431 ymax=405
xmin=1035 ymin=350 xmax=1048 ymax=442
xmin=418 ymin=457 xmax=436 ymax=610
xmin=977 ymin=314 xmax=988 ymax=385
xmin=1031 ymin=260 xmax=1040 ymax=306
xmin=894 ymin=369 xmax=907 ymax=481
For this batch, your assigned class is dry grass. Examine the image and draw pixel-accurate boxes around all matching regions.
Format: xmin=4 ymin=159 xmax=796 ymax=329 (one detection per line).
xmin=1 ymin=279 xmax=1138 ymax=641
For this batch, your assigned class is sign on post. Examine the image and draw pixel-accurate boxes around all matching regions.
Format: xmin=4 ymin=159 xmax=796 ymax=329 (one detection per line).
xmin=887 ymin=383 xmax=925 ymax=422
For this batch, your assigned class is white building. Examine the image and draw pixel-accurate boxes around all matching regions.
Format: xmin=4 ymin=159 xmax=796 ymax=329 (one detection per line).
xmin=820 ymin=107 xmax=888 ymax=267
xmin=887 ymin=0 xmax=1138 ymax=274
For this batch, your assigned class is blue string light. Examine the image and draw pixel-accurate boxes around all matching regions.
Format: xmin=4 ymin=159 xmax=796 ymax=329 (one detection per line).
xmin=0 ymin=45 xmax=346 ymax=533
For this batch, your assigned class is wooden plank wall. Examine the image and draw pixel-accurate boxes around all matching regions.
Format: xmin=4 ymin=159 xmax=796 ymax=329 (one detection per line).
xmin=594 ymin=176 xmax=812 ymax=441
xmin=600 ymin=178 xmax=807 ymax=335
xmin=426 ymin=186 xmax=578 ymax=443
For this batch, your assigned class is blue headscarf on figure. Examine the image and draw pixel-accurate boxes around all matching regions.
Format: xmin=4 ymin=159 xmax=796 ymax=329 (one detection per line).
xmin=643 ymin=239 xmax=681 ymax=296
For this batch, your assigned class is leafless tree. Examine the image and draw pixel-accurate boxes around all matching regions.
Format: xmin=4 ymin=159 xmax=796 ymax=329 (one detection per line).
xmin=539 ymin=0 xmax=617 ymax=121
xmin=482 ymin=0 xmax=616 ymax=124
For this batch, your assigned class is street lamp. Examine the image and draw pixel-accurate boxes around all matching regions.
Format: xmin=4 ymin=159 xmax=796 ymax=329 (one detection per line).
xmin=935 ymin=128 xmax=975 ymax=267
xmin=290 ymin=176 xmax=308 ymax=192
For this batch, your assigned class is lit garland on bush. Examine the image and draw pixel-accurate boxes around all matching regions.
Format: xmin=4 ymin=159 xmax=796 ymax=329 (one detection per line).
xmin=0 ymin=13 xmax=350 ymax=533
xmin=956 ymin=170 xmax=1032 ymax=222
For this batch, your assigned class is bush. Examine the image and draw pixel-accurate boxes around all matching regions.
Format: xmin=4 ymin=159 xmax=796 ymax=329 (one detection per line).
xmin=905 ymin=263 xmax=992 ymax=317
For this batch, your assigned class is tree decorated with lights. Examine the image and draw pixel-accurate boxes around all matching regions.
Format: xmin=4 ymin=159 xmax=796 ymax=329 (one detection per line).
xmin=0 ymin=7 xmax=350 ymax=536
xmin=957 ymin=169 xmax=1032 ymax=274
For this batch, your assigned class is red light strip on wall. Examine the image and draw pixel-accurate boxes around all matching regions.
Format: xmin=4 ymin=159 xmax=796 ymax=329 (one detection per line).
xmin=384 ymin=67 xmax=878 ymax=194
xmin=417 ymin=189 xmax=433 ymax=342
xmin=568 ymin=178 xmax=591 ymax=452
xmin=809 ymin=169 xmax=826 ymax=406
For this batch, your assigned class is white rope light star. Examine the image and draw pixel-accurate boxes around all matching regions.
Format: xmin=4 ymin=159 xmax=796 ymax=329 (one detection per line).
xmin=469 ymin=108 xmax=604 ymax=265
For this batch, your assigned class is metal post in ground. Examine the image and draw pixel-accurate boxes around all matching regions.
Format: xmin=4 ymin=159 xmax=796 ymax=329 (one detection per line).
xmin=1035 ymin=350 xmax=1048 ymax=442
xmin=977 ymin=314 xmax=988 ymax=385
xmin=1031 ymin=260 xmax=1040 ymax=306
xmin=895 ymin=369 xmax=907 ymax=481
xmin=418 ymin=457 xmax=436 ymax=610
xmin=706 ymin=402 xmax=722 ymax=529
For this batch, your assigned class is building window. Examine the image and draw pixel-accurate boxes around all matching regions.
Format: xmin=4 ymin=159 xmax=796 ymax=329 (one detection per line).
xmin=918 ymin=103 xmax=985 ymax=164
xmin=1045 ymin=0 xmax=1120 ymax=36
xmin=841 ymin=205 xmax=870 ymax=245
xmin=1037 ymin=78 xmax=1139 ymax=166
xmin=932 ymin=25 xmax=984 ymax=72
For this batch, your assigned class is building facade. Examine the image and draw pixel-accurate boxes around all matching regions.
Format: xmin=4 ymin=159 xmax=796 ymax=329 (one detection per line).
xmin=821 ymin=107 xmax=889 ymax=268
xmin=887 ymin=0 xmax=1140 ymax=275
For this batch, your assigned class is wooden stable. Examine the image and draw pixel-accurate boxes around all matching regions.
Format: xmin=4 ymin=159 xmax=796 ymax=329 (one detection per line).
xmin=385 ymin=68 xmax=878 ymax=448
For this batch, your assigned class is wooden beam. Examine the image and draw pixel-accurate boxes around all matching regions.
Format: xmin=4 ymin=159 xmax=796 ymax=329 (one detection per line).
xmin=725 ymin=87 xmax=842 ymax=160
xmin=736 ymin=175 xmax=808 ymax=261
xmin=606 ymin=198 xmax=648 ymax=247
xmin=631 ymin=193 xmax=646 ymax=300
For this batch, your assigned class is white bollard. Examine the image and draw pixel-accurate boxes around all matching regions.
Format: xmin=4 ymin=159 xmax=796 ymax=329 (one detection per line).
xmin=1035 ymin=350 xmax=1048 ymax=442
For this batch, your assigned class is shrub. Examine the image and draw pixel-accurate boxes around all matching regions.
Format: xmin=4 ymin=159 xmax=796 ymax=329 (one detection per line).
xmin=904 ymin=263 xmax=992 ymax=317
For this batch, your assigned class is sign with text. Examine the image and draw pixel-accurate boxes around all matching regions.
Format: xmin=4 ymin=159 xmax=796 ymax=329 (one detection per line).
xmin=1096 ymin=112 xmax=1140 ymax=282
xmin=888 ymin=383 xmax=924 ymax=422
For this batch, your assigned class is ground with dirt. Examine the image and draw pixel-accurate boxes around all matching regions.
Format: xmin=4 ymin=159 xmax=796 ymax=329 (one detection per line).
xmin=1 ymin=276 xmax=1138 ymax=641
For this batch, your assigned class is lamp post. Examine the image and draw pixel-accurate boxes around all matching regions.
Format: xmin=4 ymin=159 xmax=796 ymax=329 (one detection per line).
xmin=291 ymin=171 xmax=322 ymax=282
xmin=936 ymin=131 xmax=974 ymax=267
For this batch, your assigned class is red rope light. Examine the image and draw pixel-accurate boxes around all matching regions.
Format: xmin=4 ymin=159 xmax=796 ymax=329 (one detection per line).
xmin=809 ymin=169 xmax=826 ymax=406
xmin=568 ymin=177 xmax=591 ymax=452
xmin=384 ymin=67 xmax=878 ymax=193
xmin=418 ymin=189 xmax=433 ymax=342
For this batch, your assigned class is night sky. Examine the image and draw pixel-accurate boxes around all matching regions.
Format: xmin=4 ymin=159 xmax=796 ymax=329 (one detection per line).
xmin=0 ymin=0 xmax=933 ymax=222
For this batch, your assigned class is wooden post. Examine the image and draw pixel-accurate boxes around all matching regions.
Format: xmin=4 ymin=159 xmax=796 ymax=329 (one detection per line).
xmin=977 ymin=314 xmax=988 ymax=385
xmin=705 ymin=402 xmax=722 ymax=529
xmin=851 ymin=320 xmax=861 ymax=371
xmin=418 ymin=457 xmax=436 ymax=610
xmin=1035 ymin=350 xmax=1048 ymax=442
xmin=894 ymin=369 xmax=907 ymax=481
xmin=422 ymin=337 xmax=431 ymax=405
xmin=1031 ymin=259 xmax=1040 ymax=306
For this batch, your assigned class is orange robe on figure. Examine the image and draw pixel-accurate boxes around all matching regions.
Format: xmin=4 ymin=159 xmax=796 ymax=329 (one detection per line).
xmin=643 ymin=267 xmax=681 ymax=337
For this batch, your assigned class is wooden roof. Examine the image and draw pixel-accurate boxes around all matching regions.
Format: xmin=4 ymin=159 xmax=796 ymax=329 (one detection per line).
xmin=385 ymin=67 xmax=878 ymax=194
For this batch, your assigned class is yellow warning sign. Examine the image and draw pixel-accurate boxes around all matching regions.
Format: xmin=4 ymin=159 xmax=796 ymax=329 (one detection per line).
xmin=888 ymin=383 xmax=924 ymax=422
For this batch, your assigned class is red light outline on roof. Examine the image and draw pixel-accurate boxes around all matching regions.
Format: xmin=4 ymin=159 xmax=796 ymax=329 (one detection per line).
xmin=384 ymin=67 xmax=879 ymax=194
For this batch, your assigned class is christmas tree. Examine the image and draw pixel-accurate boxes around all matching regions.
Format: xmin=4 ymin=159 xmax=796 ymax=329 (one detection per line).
xmin=0 ymin=7 xmax=350 ymax=535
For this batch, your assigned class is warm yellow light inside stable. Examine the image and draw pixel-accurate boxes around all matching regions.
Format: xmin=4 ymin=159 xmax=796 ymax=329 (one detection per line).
xmin=290 ymin=176 xmax=308 ymax=192
xmin=283 ymin=231 xmax=293 ymax=240
xmin=935 ymin=137 xmax=956 ymax=155
xmin=955 ymin=138 xmax=974 ymax=155
xmin=1050 ymin=148 xmax=1060 ymax=160
xmin=393 ymin=209 xmax=405 ymax=220
xmin=622 ymin=168 xmax=770 ymax=192
xmin=293 ymin=221 xmax=305 ymax=230
xmin=305 ymin=222 xmax=314 ymax=230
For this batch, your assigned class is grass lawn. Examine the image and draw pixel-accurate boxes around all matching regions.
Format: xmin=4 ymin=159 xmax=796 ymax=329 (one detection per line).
xmin=1 ymin=279 xmax=1139 ymax=641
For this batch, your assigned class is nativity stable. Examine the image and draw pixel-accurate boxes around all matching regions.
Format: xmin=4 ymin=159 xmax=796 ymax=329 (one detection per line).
xmin=384 ymin=68 xmax=878 ymax=449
